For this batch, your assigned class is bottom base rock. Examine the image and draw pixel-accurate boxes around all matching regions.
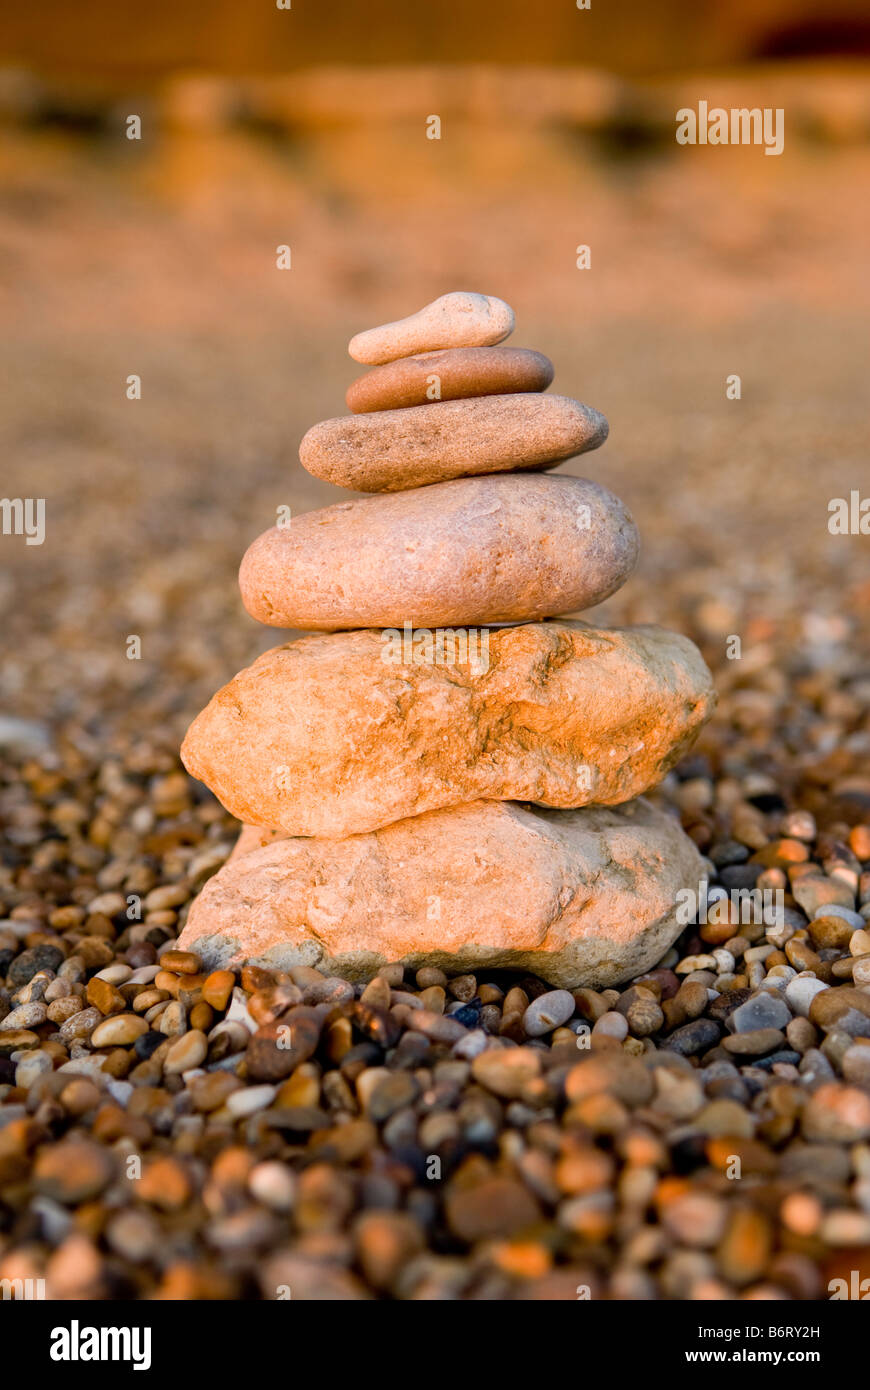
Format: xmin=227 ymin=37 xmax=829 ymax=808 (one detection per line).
xmin=178 ymin=797 xmax=703 ymax=989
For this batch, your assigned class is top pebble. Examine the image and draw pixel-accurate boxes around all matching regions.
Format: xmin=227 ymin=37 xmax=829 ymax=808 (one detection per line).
xmin=348 ymin=291 xmax=515 ymax=365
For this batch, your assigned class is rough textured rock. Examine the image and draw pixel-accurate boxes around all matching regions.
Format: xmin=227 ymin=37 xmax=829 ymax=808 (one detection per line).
xmin=349 ymin=292 xmax=514 ymax=365
xmin=300 ymin=393 xmax=608 ymax=492
xmin=230 ymin=824 xmax=284 ymax=861
xmin=240 ymin=474 xmax=638 ymax=630
xmin=177 ymin=798 xmax=705 ymax=989
xmin=346 ymin=346 xmax=554 ymax=414
xmin=181 ymin=621 xmax=716 ymax=838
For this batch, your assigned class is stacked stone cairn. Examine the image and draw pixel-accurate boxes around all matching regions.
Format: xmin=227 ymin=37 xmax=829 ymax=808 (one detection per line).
xmin=180 ymin=292 xmax=716 ymax=988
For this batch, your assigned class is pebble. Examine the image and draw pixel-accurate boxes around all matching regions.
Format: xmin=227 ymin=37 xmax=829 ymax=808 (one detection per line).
xmin=156 ymin=1001 xmax=187 ymax=1036
xmin=0 ymin=1002 xmax=47 ymax=1029
xmin=802 ymin=1084 xmax=870 ymax=1141
xmin=445 ymin=1175 xmax=541 ymax=1243
xmin=812 ymin=903 xmax=865 ymax=930
xmin=348 ymin=291 xmax=515 ymax=365
xmin=201 ymin=970 xmax=235 ymax=1010
xmin=238 ymin=474 xmax=639 ymax=632
xmin=522 ymin=990 xmax=575 ymax=1037
xmin=164 ymin=1029 xmax=208 ymax=1074
xmin=592 ymin=1011 xmax=629 ymax=1040
xmin=300 ymin=393 xmax=608 ymax=492
xmin=248 ymin=1161 xmax=296 ymax=1211
xmin=226 ymin=1084 xmax=277 ymax=1117
xmin=661 ymin=1019 xmax=721 ymax=1056
xmin=471 ymin=1047 xmax=542 ymax=1099
xmin=90 ymin=1014 xmax=148 ymax=1047
xmin=15 ymin=1050 xmax=53 ymax=1088
xmin=346 ymin=345 xmax=554 ymax=413
xmin=785 ymin=973 xmax=830 ymax=1017
xmin=7 ymin=945 xmax=64 ymax=987
xmin=842 ymin=1043 xmax=870 ymax=1086
xmin=33 ymin=1140 xmax=115 ymax=1204
xmin=86 ymin=977 xmax=126 ymax=1015
xmin=354 ymin=1210 xmax=426 ymax=1292
xmin=728 ymin=992 xmax=791 ymax=1033
xmin=810 ymin=986 xmax=870 ymax=1036
xmin=793 ymin=877 xmax=855 ymax=917
xmin=722 ymin=1028 xmax=785 ymax=1056
xmin=159 ymin=949 xmax=201 ymax=974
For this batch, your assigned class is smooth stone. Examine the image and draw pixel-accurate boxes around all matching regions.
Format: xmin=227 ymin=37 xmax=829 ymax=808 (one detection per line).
xmin=239 ymin=474 xmax=638 ymax=631
xmin=721 ymin=1028 xmax=785 ymax=1056
xmin=226 ymin=1084 xmax=278 ymax=1117
xmin=346 ymin=346 xmax=554 ymax=413
xmin=727 ymin=992 xmax=791 ymax=1034
xmin=522 ymin=990 xmax=575 ymax=1037
xmin=445 ymin=1177 xmax=541 ymax=1242
xmin=349 ymin=292 xmax=514 ymax=365
xmin=793 ymin=876 xmax=855 ymax=916
xmin=809 ymin=987 xmax=870 ymax=1037
xmin=163 ymin=1029 xmax=208 ymax=1074
xmin=15 ymin=1050 xmax=54 ymax=1088
xmin=471 ymin=1048 xmax=542 ymax=1098
xmin=802 ymin=1084 xmax=870 ymax=1142
xmin=811 ymin=904 xmax=865 ymax=930
xmin=176 ymin=797 xmax=704 ymax=991
xmin=182 ymin=621 xmax=715 ymax=839
xmin=785 ymin=973 xmax=830 ymax=1017
xmin=90 ymin=1014 xmax=149 ymax=1047
xmin=661 ymin=1019 xmax=721 ymax=1056
xmin=300 ymin=393 xmax=607 ymax=492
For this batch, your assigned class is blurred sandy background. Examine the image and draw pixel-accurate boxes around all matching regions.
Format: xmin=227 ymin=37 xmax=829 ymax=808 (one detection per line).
xmin=1 ymin=0 xmax=868 ymax=790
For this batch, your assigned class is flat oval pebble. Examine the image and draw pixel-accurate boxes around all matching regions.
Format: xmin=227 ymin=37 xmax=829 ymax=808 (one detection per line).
xmin=349 ymin=292 xmax=514 ymax=365
xmin=346 ymin=346 xmax=554 ymax=413
xmin=240 ymin=474 xmax=637 ymax=630
xmin=300 ymin=393 xmax=607 ymax=492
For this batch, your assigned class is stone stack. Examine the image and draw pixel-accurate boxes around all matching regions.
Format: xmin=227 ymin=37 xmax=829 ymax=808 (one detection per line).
xmin=179 ymin=292 xmax=715 ymax=988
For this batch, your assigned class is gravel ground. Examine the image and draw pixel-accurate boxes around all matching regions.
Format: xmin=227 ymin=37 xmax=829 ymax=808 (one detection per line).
xmin=1 ymin=111 xmax=869 ymax=1299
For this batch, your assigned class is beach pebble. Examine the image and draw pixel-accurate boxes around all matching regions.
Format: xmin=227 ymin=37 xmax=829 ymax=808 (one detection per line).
xmin=164 ymin=1029 xmax=208 ymax=1074
xmin=346 ymin=345 xmax=553 ymax=413
xmin=90 ymin=1014 xmax=149 ymax=1047
xmin=471 ymin=1047 xmax=542 ymax=1098
xmin=812 ymin=903 xmax=865 ymax=931
xmin=248 ymin=1161 xmax=296 ymax=1210
xmin=349 ymin=291 xmax=515 ymax=364
xmin=802 ymin=1084 xmax=870 ymax=1142
xmin=226 ymin=1084 xmax=277 ymax=1117
xmin=785 ymin=973 xmax=830 ymax=1016
xmin=239 ymin=474 xmax=638 ymax=631
xmin=523 ymin=990 xmax=575 ymax=1036
xmin=301 ymin=393 xmax=607 ymax=492
xmin=728 ymin=992 xmax=791 ymax=1034
xmin=33 ymin=1140 xmax=115 ymax=1204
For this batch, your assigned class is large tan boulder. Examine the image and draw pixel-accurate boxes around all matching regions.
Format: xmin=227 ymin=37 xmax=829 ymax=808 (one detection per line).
xmin=177 ymin=798 xmax=703 ymax=989
xmin=299 ymin=394 xmax=608 ymax=492
xmin=181 ymin=621 xmax=715 ymax=839
xmin=239 ymin=474 xmax=638 ymax=630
